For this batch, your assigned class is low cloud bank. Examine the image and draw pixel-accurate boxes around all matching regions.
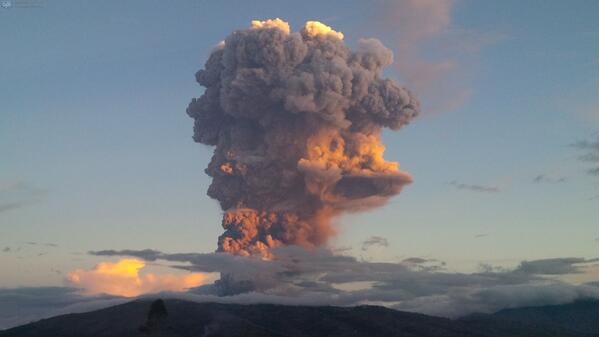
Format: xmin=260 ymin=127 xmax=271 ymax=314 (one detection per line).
xmin=91 ymin=248 xmax=599 ymax=317
xmin=2 ymin=249 xmax=598 ymax=330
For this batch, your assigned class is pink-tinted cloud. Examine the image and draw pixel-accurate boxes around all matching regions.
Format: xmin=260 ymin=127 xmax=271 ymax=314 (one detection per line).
xmin=374 ymin=0 xmax=499 ymax=113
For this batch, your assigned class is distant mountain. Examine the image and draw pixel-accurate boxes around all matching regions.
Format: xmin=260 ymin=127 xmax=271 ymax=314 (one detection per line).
xmin=465 ymin=300 xmax=599 ymax=335
xmin=1 ymin=299 xmax=598 ymax=337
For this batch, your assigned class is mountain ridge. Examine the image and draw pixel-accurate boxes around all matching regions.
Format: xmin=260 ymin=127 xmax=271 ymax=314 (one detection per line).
xmin=2 ymin=299 xmax=598 ymax=337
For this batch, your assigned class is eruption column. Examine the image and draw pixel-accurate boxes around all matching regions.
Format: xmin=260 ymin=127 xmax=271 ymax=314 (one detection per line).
xmin=187 ymin=19 xmax=420 ymax=257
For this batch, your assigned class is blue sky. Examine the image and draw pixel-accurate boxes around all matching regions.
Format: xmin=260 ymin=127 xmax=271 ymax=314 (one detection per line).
xmin=1 ymin=0 xmax=598 ymax=288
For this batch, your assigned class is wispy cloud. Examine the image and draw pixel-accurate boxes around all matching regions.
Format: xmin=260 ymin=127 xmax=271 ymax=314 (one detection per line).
xmin=533 ymin=174 xmax=566 ymax=184
xmin=0 ymin=201 xmax=35 ymax=213
xmin=24 ymin=241 xmax=58 ymax=248
xmin=0 ymin=180 xmax=46 ymax=214
xmin=401 ymin=257 xmax=446 ymax=272
xmin=572 ymin=136 xmax=599 ymax=176
xmin=402 ymin=257 xmax=430 ymax=264
xmin=449 ymin=180 xmax=500 ymax=193
xmin=92 ymin=249 xmax=163 ymax=261
xmin=514 ymin=257 xmax=599 ymax=275
xmin=361 ymin=236 xmax=389 ymax=251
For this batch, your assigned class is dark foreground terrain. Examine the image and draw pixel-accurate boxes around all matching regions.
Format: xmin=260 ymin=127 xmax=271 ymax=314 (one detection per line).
xmin=1 ymin=299 xmax=599 ymax=337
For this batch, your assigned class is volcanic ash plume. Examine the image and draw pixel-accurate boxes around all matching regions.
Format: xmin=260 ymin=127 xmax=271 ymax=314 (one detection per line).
xmin=187 ymin=19 xmax=420 ymax=257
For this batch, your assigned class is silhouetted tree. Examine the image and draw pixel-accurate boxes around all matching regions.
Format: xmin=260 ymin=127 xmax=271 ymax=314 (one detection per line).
xmin=139 ymin=299 xmax=168 ymax=336
xmin=148 ymin=299 xmax=168 ymax=321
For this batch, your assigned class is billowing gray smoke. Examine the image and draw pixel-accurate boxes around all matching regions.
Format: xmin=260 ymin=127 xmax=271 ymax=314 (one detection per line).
xmin=187 ymin=19 xmax=419 ymax=257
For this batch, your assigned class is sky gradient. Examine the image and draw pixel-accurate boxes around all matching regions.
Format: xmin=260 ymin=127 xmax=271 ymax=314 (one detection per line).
xmin=1 ymin=0 xmax=598 ymax=292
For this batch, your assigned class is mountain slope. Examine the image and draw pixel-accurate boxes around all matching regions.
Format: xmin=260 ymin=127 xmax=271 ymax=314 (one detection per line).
xmin=1 ymin=299 xmax=598 ymax=337
xmin=465 ymin=300 xmax=599 ymax=334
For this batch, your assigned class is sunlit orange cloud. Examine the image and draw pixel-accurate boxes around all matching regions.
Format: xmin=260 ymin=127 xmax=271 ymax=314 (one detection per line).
xmin=66 ymin=258 xmax=207 ymax=297
xmin=302 ymin=21 xmax=344 ymax=39
xmin=250 ymin=18 xmax=290 ymax=34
